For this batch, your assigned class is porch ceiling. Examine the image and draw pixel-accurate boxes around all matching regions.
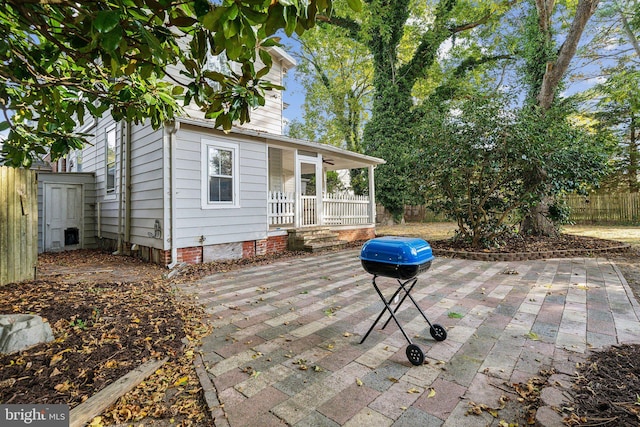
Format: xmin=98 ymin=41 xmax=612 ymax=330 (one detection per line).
xmin=176 ymin=117 xmax=386 ymax=171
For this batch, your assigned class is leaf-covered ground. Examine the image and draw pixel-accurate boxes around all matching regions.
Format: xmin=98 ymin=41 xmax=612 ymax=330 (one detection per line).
xmin=0 ymin=251 xmax=212 ymax=426
xmin=1 ymin=234 xmax=639 ymax=426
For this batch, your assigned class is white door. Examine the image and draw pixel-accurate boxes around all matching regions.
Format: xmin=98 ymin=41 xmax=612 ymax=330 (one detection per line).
xmin=44 ymin=183 xmax=83 ymax=252
xmin=296 ymin=153 xmax=322 ymax=227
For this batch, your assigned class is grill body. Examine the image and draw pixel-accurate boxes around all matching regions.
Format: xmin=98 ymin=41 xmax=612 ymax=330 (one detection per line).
xmin=360 ymin=236 xmax=434 ymax=279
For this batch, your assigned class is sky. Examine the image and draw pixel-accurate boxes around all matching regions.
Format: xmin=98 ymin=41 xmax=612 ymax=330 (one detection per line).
xmin=279 ymin=35 xmax=307 ymax=128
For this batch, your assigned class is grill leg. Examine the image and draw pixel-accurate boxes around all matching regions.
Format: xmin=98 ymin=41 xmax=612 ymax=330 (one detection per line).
xmin=360 ymin=275 xmax=414 ymax=346
xmin=399 ymin=278 xmax=436 ymax=329
xmin=381 ymin=277 xmax=418 ymax=330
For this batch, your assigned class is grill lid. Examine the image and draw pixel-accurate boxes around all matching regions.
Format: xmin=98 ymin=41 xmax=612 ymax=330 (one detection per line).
xmin=360 ymin=236 xmax=434 ymax=266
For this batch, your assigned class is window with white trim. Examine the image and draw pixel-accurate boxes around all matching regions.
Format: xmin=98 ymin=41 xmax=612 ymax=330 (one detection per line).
xmin=202 ymin=139 xmax=239 ymax=208
xmin=106 ymin=127 xmax=117 ymax=194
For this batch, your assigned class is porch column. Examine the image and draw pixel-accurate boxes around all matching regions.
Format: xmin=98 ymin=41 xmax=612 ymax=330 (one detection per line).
xmin=368 ymin=165 xmax=376 ymax=224
xmin=294 ymin=150 xmax=301 ymax=228
xmin=316 ymin=157 xmax=323 ymax=226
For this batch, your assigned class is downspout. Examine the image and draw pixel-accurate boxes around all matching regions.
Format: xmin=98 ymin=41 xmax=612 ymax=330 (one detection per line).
xmin=115 ymin=121 xmax=125 ymax=254
xmin=167 ymin=121 xmax=181 ymax=269
xmin=125 ymin=122 xmax=132 ymax=245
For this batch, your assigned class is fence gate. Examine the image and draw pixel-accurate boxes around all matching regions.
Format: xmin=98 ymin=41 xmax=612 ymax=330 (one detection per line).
xmin=0 ymin=167 xmax=38 ymax=286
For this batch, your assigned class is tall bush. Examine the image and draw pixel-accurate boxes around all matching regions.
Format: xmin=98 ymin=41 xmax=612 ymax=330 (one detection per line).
xmin=416 ymin=95 xmax=610 ymax=248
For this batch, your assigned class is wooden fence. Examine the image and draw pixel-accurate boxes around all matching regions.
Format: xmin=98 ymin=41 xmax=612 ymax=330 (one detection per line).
xmin=376 ymin=204 xmax=449 ymax=223
xmin=0 ymin=167 xmax=38 ymax=286
xmin=377 ymin=193 xmax=639 ymax=225
xmin=565 ymin=192 xmax=640 ymax=224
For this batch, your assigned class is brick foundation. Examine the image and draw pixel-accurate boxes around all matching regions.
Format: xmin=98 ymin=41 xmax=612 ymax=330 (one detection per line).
xmin=177 ymin=246 xmax=203 ymax=264
xmin=242 ymin=236 xmax=287 ymax=258
xmin=265 ymin=235 xmax=288 ymax=254
xmin=101 ymin=230 xmax=366 ymax=267
xmin=242 ymin=241 xmax=256 ymax=258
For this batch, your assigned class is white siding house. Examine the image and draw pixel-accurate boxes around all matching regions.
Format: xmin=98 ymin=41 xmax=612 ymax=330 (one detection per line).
xmin=52 ymin=47 xmax=384 ymax=266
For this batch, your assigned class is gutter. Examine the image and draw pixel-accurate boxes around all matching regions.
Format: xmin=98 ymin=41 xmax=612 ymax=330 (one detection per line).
xmin=167 ymin=121 xmax=181 ymax=269
xmin=125 ymin=122 xmax=132 ymax=244
xmin=114 ymin=121 xmax=126 ymax=254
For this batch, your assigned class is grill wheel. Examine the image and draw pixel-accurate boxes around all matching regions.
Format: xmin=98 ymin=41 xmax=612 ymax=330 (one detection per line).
xmin=430 ymin=324 xmax=447 ymax=341
xmin=406 ymin=344 xmax=425 ymax=366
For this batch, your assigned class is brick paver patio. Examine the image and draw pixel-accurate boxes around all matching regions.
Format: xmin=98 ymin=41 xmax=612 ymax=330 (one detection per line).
xmin=180 ymin=249 xmax=640 ymax=426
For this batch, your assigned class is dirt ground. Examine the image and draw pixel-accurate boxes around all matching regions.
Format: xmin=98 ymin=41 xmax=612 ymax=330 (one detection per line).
xmin=1 ymin=223 xmax=640 ymax=426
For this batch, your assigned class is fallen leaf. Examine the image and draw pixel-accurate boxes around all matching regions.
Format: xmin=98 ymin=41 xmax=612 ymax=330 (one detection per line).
xmin=88 ymin=416 xmax=104 ymax=427
xmin=407 ymin=387 xmax=421 ymax=394
xmin=54 ymin=381 xmax=71 ymax=392
xmin=427 ymin=388 xmax=436 ymax=398
xmin=356 ymin=378 xmax=363 ymax=386
xmin=174 ymin=376 xmax=189 ymax=387
xmin=49 ymin=354 xmax=63 ymax=366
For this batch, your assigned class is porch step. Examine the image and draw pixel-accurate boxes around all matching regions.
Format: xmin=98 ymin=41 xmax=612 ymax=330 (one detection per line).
xmin=287 ymin=227 xmax=347 ymax=253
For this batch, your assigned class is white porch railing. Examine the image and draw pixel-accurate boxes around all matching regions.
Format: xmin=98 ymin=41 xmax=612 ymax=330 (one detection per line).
xmin=323 ymin=193 xmax=370 ymax=225
xmin=301 ymin=195 xmax=317 ymax=226
xmin=268 ymin=191 xmax=371 ymax=226
xmin=268 ymin=191 xmax=295 ymax=225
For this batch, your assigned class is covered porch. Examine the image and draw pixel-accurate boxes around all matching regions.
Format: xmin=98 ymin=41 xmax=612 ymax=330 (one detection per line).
xmin=265 ymin=137 xmax=384 ymax=231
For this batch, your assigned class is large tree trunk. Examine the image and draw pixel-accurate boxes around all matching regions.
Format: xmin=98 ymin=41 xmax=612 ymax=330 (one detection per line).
xmin=536 ymin=0 xmax=600 ymax=110
xmin=521 ymin=0 xmax=599 ymax=235
xmin=520 ymin=196 xmax=559 ymax=237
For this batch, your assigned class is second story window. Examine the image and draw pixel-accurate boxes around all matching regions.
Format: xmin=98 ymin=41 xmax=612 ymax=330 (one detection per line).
xmin=106 ymin=127 xmax=116 ymax=194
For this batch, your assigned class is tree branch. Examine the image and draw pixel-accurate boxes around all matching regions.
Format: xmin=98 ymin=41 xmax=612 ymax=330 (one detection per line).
xmin=316 ymin=15 xmax=362 ymax=41
xmin=427 ymin=54 xmax=514 ymax=105
xmin=537 ymin=0 xmax=600 ymax=109
xmin=449 ymin=0 xmax=520 ymax=34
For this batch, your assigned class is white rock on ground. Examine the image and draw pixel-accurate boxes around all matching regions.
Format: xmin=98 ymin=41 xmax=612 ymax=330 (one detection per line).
xmin=0 ymin=314 xmax=54 ymax=354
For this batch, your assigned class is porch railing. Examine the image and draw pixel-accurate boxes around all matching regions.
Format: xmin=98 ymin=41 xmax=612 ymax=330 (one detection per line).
xmin=301 ymin=195 xmax=317 ymax=226
xmin=268 ymin=191 xmax=295 ymax=225
xmin=323 ymin=193 xmax=370 ymax=225
xmin=268 ymin=191 xmax=371 ymax=226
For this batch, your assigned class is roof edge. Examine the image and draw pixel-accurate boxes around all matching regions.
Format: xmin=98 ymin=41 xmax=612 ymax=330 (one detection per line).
xmin=174 ymin=117 xmax=386 ymax=166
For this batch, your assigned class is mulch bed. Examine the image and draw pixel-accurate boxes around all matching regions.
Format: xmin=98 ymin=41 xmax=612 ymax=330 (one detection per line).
xmin=429 ymin=234 xmax=631 ymax=261
xmin=0 ymin=251 xmax=212 ymax=426
xmin=565 ymin=344 xmax=640 ymax=426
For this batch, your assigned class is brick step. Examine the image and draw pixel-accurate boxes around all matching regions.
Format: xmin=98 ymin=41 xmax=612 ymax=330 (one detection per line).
xmin=287 ymin=228 xmax=347 ymax=252
xmin=291 ymin=233 xmax=340 ymax=244
xmin=302 ymin=240 xmax=346 ymax=253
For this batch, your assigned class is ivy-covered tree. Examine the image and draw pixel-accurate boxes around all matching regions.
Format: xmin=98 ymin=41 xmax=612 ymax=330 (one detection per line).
xmin=0 ymin=0 xmax=361 ymax=167
xmin=518 ymin=0 xmax=601 ymax=235
xmin=320 ymin=0 xmax=516 ymax=220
